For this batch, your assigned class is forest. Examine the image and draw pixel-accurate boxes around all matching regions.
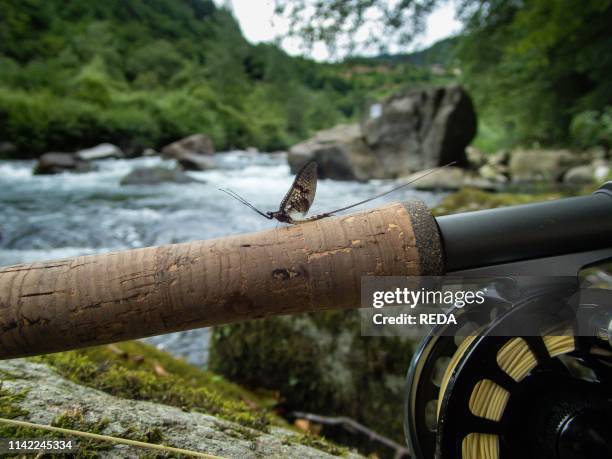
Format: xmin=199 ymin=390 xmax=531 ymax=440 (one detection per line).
xmin=1 ymin=0 xmax=609 ymax=158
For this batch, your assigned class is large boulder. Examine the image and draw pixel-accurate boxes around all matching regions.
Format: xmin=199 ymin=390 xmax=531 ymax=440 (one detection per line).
xmin=289 ymin=86 xmax=477 ymax=180
xmin=508 ymin=149 xmax=582 ymax=182
xmin=361 ymin=85 xmax=476 ymax=177
xmin=288 ymin=124 xmax=375 ymax=180
xmin=75 ymin=143 xmax=124 ymax=161
xmin=162 ymin=134 xmax=215 ymax=170
xmin=0 ymin=359 xmax=359 ymax=458
xmin=34 ymin=152 xmax=93 ymax=175
xmin=119 ymin=166 xmax=203 ymax=186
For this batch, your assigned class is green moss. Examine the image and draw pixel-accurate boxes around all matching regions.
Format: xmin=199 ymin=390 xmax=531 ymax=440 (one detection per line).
xmin=119 ymin=425 xmax=165 ymax=443
xmin=0 ymin=386 xmax=52 ymax=450
xmin=283 ymin=434 xmax=348 ymax=457
xmin=53 ymin=409 xmax=109 ymax=432
xmin=212 ymin=421 xmax=260 ymax=442
xmin=432 ymin=184 xmax=602 ymax=216
xmin=432 ymin=187 xmax=567 ymax=216
xmin=0 ymin=369 xmax=19 ymax=380
xmin=0 ymin=385 xmax=29 ymax=421
xmin=33 ymin=341 xmax=274 ymax=432
xmin=50 ymin=408 xmax=113 ymax=457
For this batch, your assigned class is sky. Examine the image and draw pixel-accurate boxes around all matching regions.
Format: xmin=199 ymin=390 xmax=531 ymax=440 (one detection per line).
xmin=222 ymin=0 xmax=462 ymax=61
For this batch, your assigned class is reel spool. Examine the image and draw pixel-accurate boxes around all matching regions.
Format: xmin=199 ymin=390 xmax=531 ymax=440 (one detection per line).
xmin=405 ymin=285 xmax=612 ymax=459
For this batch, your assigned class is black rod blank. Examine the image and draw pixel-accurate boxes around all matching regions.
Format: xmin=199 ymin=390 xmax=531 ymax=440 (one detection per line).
xmin=436 ymin=183 xmax=612 ymax=272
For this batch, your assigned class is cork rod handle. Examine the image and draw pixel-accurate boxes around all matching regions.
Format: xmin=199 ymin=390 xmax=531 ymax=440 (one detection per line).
xmin=0 ymin=200 xmax=443 ymax=359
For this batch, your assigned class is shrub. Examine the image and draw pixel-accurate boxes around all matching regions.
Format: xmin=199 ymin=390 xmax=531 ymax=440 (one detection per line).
xmin=570 ymin=107 xmax=612 ymax=149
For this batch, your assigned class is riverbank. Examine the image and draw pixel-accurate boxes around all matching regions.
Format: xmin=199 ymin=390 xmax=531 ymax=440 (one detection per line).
xmin=0 ymin=341 xmax=358 ymax=458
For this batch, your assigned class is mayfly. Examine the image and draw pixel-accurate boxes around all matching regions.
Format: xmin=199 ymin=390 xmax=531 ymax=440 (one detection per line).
xmin=219 ymin=161 xmax=456 ymax=225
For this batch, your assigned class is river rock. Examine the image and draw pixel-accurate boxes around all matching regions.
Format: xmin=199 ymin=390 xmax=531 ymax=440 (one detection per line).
xmin=489 ymin=150 xmax=510 ymax=165
xmin=143 ymin=148 xmax=158 ymax=156
xmin=466 ymin=146 xmax=486 ymax=167
xmin=76 ymin=143 xmax=124 ymax=161
xmin=161 ymin=134 xmax=215 ymax=171
xmin=476 ymin=150 xmax=510 ymax=182
xmin=509 ymin=149 xmax=582 ymax=182
xmin=174 ymin=152 xmax=217 ymax=171
xmin=288 ymin=124 xmax=375 ymax=180
xmin=34 ymin=152 xmax=93 ymax=175
xmin=0 ymin=359 xmax=360 ymax=459
xmin=563 ymin=160 xmax=610 ymax=185
xmin=361 ymin=85 xmax=476 ymax=177
xmin=402 ymin=166 xmax=495 ymax=190
xmin=478 ymin=164 xmax=508 ymax=183
xmin=0 ymin=141 xmax=17 ymax=156
xmin=120 ymin=167 xmax=201 ymax=186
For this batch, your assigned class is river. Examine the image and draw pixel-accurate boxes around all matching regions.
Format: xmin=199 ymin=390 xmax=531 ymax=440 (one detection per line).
xmin=0 ymin=152 xmax=445 ymax=366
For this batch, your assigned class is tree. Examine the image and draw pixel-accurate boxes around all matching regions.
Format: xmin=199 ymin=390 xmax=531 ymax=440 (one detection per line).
xmin=458 ymin=0 xmax=612 ymax=146
xmin=274 ymin=0 xmax=438 ymax=56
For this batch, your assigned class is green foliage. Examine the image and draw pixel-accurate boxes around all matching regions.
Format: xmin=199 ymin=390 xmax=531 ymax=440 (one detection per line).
xmin=0 ymin=0 xmax=351 ymax=157
xmin=0 ymin=88 xmax=101 ymax=154
xmin=67 ymin=56 xmax=116 ymax=106
xmin=458 ymin=0 xmax=612 ymax=150
xmin=126 ymin=40 xmax=187 ymax=87
xmin=570 ymin=107 xmax=612 ymax=149
xmin=471 ymin=118 xmax=511 ymax=153
xmin=3 ymin=0 xmax=609 ymax=155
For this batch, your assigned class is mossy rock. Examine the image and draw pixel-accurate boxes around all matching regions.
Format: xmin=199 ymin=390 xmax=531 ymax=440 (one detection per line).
xmin=34 ymin=341 xmax=277 ymax=432
xmin=430 ymin=185 xmax=599 ymax=216
xmin=431 ymin=187 xmax=566 ymax=215
xmin=0 ymin=359 xmax=361 ymax=458
xmin=209 ymin=310 xmax=417 ymax=455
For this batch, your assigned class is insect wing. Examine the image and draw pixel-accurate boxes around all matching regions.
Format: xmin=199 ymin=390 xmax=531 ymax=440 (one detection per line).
xmin=279 ymin=161 xmax=317 ymax=216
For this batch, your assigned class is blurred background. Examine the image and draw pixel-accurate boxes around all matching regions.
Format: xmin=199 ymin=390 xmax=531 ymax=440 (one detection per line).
xmin=1 ymin=0 xmax=611 ymax=457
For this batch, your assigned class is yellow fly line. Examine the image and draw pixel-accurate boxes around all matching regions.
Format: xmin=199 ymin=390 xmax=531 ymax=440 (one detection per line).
xmin=437 ymin=335 xmax=576 ymax=459
xmin=0 ymin=417 xmax=224 ymax=459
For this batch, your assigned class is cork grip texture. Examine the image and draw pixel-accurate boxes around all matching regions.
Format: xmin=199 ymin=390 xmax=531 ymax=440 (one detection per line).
xmin=0 ymin=201 xmax=443 ymax=358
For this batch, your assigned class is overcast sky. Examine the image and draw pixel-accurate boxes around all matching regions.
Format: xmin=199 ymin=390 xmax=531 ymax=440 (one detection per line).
xmin=221 ymin=0 xmax=462 ymax=61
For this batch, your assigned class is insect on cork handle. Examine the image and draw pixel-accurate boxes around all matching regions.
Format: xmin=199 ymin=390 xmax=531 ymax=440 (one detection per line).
xmin=0 ymin=200 xmax=444 ymax=359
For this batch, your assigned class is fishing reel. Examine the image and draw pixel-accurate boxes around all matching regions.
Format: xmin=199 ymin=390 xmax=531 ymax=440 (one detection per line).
xmin=404 ymin=263 xmax=612 ymax=459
